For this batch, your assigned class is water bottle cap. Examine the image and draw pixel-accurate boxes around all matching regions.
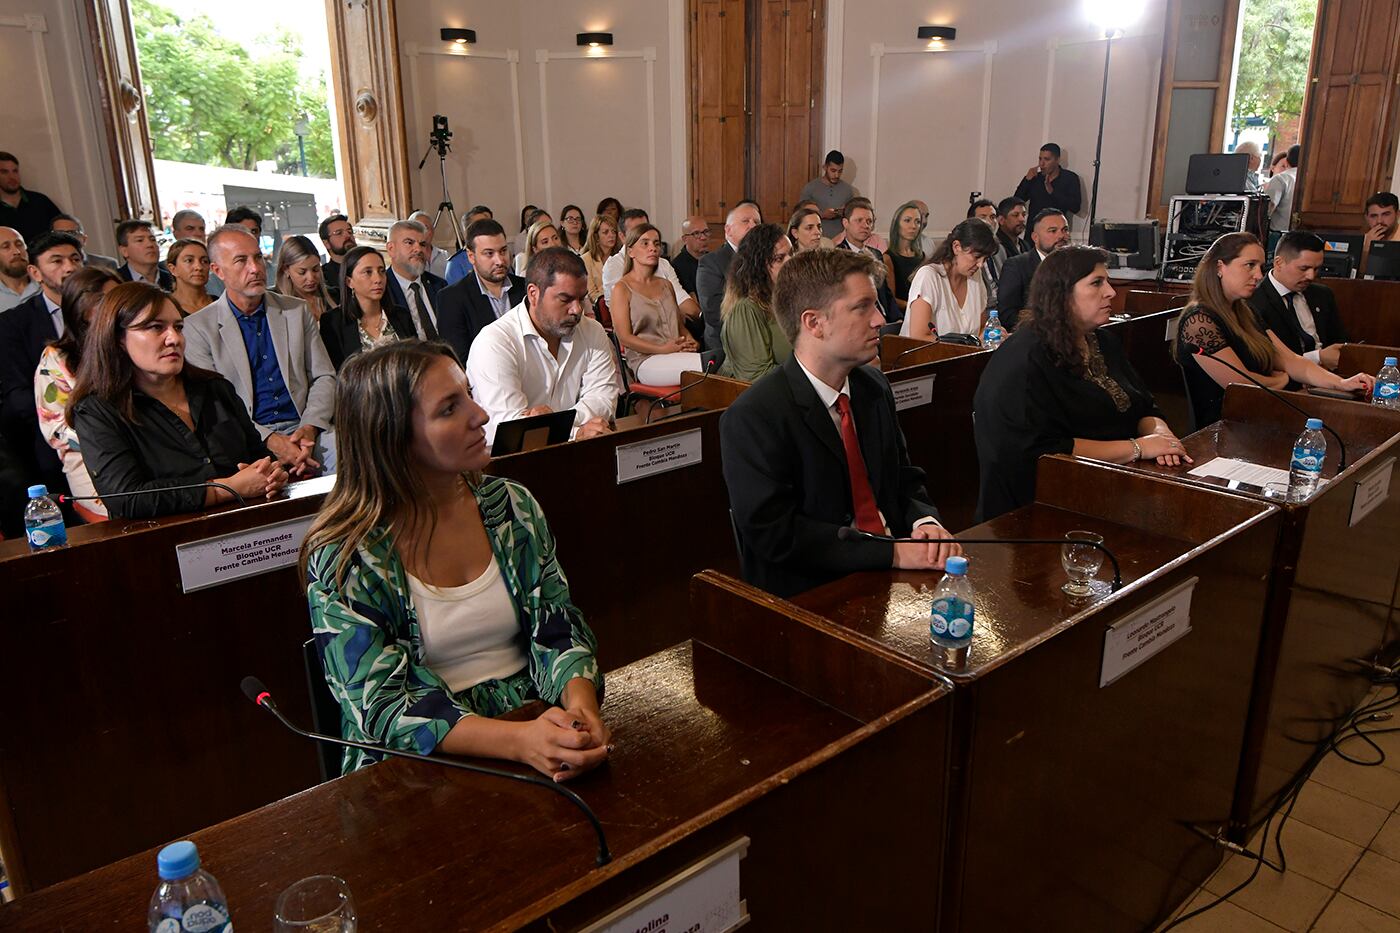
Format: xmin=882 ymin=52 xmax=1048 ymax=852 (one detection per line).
xmin=988 ymin=309 xmax=1000 ymax=318
xmin=26 ymin=485 xmax=47 ymax=499
xmin=1305 ymin=418 xmax=1323 ymax=430
xmin=157 ymin=840 xmax=200 ymax=880
xmin=1385 ymin=357 xmax=1397 ymax=367
xmin=944 ymin=555 xmax=968 ymax=576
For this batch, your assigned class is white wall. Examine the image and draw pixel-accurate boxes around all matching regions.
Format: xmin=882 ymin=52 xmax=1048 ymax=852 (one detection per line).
xmin=825 ymin=0 xmax=1166 ymax=239
xmin=395 ymin=0 xmax=689 ymax=246
xmin=1 ymin=1 xmax=120 ymax=255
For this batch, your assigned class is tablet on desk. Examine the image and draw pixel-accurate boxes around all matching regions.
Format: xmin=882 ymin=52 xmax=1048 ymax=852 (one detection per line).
xmin=490 ymin=409 xmax=576 ymax=455
xmin=1306 ymin=386 xmax=1363 ymax=400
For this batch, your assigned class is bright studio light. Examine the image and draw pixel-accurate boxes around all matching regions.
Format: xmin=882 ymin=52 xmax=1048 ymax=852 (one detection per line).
xmin=1083 ymin=0 xmax=1144 ymax=35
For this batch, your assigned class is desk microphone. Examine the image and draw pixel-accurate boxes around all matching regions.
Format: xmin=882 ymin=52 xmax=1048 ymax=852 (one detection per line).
xmin=239 ymin=676 xmax=611 ymax=866
xmin=836 ymin=526 xmax=1123 ymax=591
xmin=58 ymin=481 xmax=246 ymax=507
xmin=643 ymin=356 xmax=717 ymax=424
xmin=890 ymin=340 xmax=938 ymax=366
xmin=1193 ymin=346 xmax=1349 ymax=470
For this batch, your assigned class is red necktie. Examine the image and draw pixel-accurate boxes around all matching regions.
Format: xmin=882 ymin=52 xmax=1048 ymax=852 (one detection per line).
xmin=834 ymin=393 xmax=884 ymax=535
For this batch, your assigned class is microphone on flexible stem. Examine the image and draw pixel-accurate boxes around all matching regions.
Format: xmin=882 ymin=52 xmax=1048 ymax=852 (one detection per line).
xmin=836 ymin=526 xmax=1123 ymax=591
xmin=891 ymin=340 xmax=938 ymax=366
xmin=239 ymin=676 xmax=611 ymax=866
xmin=58 ymin=481 xmax=246 ymax=507
xmin=1193 ymin=346 xmax=1348 ymax=470
xmin=643 ymin=356 xmax=717 ymax=425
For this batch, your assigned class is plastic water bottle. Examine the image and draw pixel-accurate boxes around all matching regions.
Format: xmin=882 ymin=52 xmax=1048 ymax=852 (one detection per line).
xmin=1373 ymin=356 xmax=1400 ymax=409
xmin=981 ymin=310 xmax=1005 ymax=349
xmin=930 ymin=556 xmax=974 ymax=651
xmin=23 ymin=485 xmax=66 ymax=551
xmin=1288 ymin=418 xmax=1327 ymax=501
xmin=148 ymin=841 xmax=233 ymax=933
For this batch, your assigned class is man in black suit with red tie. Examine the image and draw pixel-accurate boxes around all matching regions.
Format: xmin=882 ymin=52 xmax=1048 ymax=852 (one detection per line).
xmin=434 ymin=219 xmax=527 ymax=362
xmin=1248 ymin=231 xmax=1350 ymax=370
xmin=720 ymin=248 xmax=960 ymax=598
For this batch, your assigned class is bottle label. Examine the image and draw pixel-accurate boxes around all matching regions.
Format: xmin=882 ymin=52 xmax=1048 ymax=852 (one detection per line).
xmin=1291 ymin=446 xmax=1323 ymax=475
xmin=1375 ymin=382 xmax=1399 ymax=400
xmin=155 ymin=921 xmax=181 ymax=933
xmin=931 ymin=597 xmax=974 ymax=643
xmin=181 ymin=903 xmax=230 ymax=933
xmin=25 ymin=518 xmax=66 ymax=549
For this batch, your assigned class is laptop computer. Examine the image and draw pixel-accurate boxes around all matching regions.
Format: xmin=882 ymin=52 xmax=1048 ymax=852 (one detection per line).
xmin=1185 ymin=153 xmax=1251 ymax=195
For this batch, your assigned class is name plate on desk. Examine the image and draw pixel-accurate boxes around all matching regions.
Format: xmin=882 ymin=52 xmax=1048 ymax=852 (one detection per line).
xmin=892 ymin=374 xmax=936 ymax=411
xmin=616 ymin=428 xmax=704 ymax=485
xmin=175 ymin=515 xmax=315 ymax=593
xmin=1350 ymin=457 xmax=1394 ymax=528
xmin=582 ymin=837 xmax=749 ymax=933
xmin=1100 ymin=577 xmax=1197 ymax=688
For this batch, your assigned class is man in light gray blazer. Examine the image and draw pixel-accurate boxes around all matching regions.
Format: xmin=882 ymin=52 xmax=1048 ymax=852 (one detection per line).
xmin=183 ymin=225 xmax=336 ymax=476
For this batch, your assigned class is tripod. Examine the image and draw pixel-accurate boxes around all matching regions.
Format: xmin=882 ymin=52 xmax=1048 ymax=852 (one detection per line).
xmin=418 ymin=123 xmax=465 ymax=253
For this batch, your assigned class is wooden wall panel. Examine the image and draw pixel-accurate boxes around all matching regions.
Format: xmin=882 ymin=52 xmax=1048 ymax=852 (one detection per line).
xmin=86 ymin=0 xmax=160 ymax=223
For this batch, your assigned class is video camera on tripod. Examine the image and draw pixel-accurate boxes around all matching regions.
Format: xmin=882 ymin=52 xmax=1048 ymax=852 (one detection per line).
xmin=418 ymin=114 xmax=465 ymax=252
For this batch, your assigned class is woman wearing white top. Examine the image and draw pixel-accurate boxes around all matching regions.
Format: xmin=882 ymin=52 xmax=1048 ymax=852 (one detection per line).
xmin=513 ymin=219 xmax=563 ymax=276
xmin=901 ymin=219 xmax=998 ymax=342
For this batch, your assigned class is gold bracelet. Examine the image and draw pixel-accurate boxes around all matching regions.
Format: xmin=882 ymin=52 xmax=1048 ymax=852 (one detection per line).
xmin=1130 ymin=438 xmax=1142 ymax=462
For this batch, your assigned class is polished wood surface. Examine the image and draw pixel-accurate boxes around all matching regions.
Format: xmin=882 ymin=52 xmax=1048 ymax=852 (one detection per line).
xmin=1338 ymin=342 xmax=1400 ymax=377
xmin=1103 ymin=384 xmax=1400 ymax=832
xmin=0 ymin=615 xmax=951 ymax=930
xmin=1328 ymin=278 xmax=1400 ymax=348
xmin=878 ymin=335 xmax=982 ymax=371
xmin=793 ymin=457 xmax=1283 ymax=931
xmin=675 ymin=369 xmax=750 ymax=412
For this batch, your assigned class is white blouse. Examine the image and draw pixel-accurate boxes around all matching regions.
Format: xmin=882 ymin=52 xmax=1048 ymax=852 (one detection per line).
xmin=902 ymin=263 xmax=988 ymax=339
xmin=408 ymin=556 xmax=527 ymax=693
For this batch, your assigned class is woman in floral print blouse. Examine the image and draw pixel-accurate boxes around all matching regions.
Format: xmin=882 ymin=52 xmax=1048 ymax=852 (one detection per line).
xmin=301 ymin=340 xmax=609 ymax=778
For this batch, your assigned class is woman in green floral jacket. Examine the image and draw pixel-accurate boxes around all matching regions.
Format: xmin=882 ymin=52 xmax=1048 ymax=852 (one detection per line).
xmin=302 ymin=340 xmax=609 ymax=778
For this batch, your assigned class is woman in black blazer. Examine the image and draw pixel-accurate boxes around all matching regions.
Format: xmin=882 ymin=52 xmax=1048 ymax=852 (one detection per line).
xmin=319 ymin=246 xmax=417 ymax=371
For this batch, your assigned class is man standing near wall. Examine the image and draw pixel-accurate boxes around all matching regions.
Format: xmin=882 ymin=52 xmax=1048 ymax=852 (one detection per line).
xmin=0 ymin=152 xmax=62 ymax=243
xmin=1014 ymin=143 xmax=1081 ymax=239
xmin=800 ymin=150 xmax=856 ymax=241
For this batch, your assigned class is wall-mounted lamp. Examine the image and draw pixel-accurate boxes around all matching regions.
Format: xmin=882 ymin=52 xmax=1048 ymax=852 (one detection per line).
xmin=576 ymin=32 xmax=614 ymax=48
xmin=917 ymin=25 xmax=957 ymax=47
xmin=440 ymin=28 xmax=477 ymax=45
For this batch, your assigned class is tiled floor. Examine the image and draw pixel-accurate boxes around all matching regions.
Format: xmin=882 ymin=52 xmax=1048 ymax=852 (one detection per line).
xmin=1161 ymin=686 xmax=1400 ymax=932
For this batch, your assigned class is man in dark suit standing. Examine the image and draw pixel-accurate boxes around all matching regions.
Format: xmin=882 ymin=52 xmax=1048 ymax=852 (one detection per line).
xmin=384 ymin=218 xmax=448 ymax=340
xmin=115 ymin=219 xmax=175 ymax=291
xmin=721 ymin=248 xmax=960 ymax=598
xmin=1014 ymin=143 xmax=1082 ymax=240
xmin=1249 ymin=231 xmax=1350 ymax=370
xmin=995 ymin=209 xmax=1070 ymax=329
xmin=697 ymin=202 xmax=761 ymax=354
xmin=836 ymin=197 xmax=899 ymax=325
xmin=0 ymin=231 xmax=84 ymax=496
xmin=318 ymin=213 xmax=355 ymax=297
xmin=435 ymin=218 xmax=527 ymax=362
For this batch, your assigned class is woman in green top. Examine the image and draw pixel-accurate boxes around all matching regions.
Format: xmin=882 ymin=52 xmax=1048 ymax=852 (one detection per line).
xmin=301 ymin=341 xmax=609 ymax=778
xmin=717 ymin=223 xmax=794 ymax=381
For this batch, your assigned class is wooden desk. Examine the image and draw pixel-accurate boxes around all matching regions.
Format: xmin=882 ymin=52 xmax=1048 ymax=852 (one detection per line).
xmin=878 ymin=335 xmax=983 ymax=372
xmin=1325 ymin=278 xmax=1400 ymax=348
xmin=792 ymin=457 xmax=1282 ymax=932
xmin=0 ymin=404 xmax=739 ymax=892
xmin=1338 ymin=342 xmax=1400 ymax=377
xmin=0 ymin=597 xmax=951 ymax=930
xmin=1102 ymin=384 xmax=1400 ymax=833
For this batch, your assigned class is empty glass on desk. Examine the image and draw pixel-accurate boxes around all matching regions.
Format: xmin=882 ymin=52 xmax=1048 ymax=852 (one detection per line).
xmin=1061 ymin=530 xmax=1105 ymax=597
xmin=274 ymin=875 xmax=356 ymax=933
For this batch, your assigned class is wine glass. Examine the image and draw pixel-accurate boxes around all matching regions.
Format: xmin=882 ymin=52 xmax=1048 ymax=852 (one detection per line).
xmin=274 ymin=875 xmax=357 ymax=932
xmin=1061 ymin=531 xmax=1105 ymax=597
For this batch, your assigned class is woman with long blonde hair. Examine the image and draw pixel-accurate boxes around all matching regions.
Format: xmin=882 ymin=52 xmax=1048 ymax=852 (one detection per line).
xmin=513 ymin=218 xmax=563 ymax=276
xmin=275 ymin=234 xmax=338 ymax=321
xmin=1172 ymin=232 xmax=1372 ymax=427
xmin=581 ymin=214 xmax=619 ymax=308
xmin=301 ymin=341 xmax=609 ymax=777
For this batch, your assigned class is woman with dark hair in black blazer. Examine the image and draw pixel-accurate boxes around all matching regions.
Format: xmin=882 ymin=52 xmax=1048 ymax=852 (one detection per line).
xmin=319 ymin=246 xmax=417 ymax=371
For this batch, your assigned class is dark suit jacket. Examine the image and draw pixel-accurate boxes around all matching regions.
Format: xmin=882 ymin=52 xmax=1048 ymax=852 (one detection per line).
xmin=385 ymin=269 xmax=448 ymax=337
xmin=1247 ymin=280 xmax=1349 ymax=358
xmin=117 ymin=263 xmax=175 ymax=292
xmin=839 ymin=240 xmax=900 ymax=324
xmin=0 ymin=293 xmax=62 ymax=479
xmin=720 ymin=356 xmax=941 ymax=598
xmin=318 ymin=304 xmax=419 ymax=371
xmin=434 ymin=271 xmax=528 ymax=362
xmin=696 ymin=242 xmax=734 ymax=354
xmin=995 ymin=250 xmax=1041 ymax=330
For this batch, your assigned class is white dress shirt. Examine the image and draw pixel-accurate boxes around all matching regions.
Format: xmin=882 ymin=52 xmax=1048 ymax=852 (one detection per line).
xmin=601 ymin=254 xmax=689 ymax=309
xmin=1268 ymin=271 xmax=1321 ymax=362
xmin=1265 ymin=169 xmax=1296 ymax=233
xmin=43 ymin=292 xmax=64 ymax=337
xmin=792 ymin=354 xmax=940 ymax=531
xmin=428 ymin=246 xmax=451 ymax=280
xmin=902 ymin=264 xmax=988 ymax=338
xmin=392 ymin=268 xmax=438 ymax=336
xmin=466 ymin=300 xmax=621 ymax=446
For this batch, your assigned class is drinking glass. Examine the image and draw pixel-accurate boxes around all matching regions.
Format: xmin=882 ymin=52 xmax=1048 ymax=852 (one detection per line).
xmin=1061 ymin=530 xmax=1105 ymax=597
xmin=274 ymin=875 xmax=357 ymax=933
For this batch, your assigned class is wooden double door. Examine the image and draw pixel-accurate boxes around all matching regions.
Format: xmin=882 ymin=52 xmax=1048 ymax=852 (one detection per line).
xmin=689 ymin=0 xmax=826 ymax=229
